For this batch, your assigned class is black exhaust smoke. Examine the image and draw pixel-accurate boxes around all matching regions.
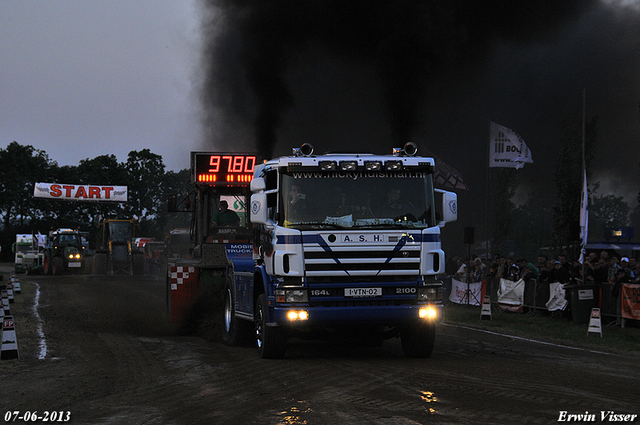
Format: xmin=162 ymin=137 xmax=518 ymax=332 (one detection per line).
xmin=200 ymin=0 xmax=596 ymax=159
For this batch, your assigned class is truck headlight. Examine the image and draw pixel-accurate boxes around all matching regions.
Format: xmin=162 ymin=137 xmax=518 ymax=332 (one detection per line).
xmin=419 ymin=306 xmax=438 ymax=320
xmin=275 ymin=289 xmax=309 ymax=303
xmin=286 ymin=290 xmax=308 ymax=303
xmin=286 ymin=310 xmax=309 ymax=321
xmin=418 ymin=287 xmax=442 ymax=302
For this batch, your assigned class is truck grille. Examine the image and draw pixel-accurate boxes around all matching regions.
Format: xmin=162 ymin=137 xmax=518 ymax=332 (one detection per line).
xmin=303 ymin=245 xmax=421 ymax=277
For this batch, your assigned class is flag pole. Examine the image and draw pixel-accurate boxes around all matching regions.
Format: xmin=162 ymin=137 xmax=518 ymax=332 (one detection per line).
xmin=581 ymin=88 xmax=586 ymax=281
xmin=486 ymin=124 xmax=491 ymax=260
xmin=582 ymin=89 xmax=586 ymax=169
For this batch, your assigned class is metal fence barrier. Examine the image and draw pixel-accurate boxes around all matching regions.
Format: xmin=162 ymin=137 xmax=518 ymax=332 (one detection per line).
xmin=450 ymin=276 xmax=625 ymax=326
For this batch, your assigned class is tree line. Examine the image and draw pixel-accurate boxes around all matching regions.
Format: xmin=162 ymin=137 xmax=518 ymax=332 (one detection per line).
xmin=0 ymin=141 xmax=192 ymax=260
xmin=3 ymin=126 xmax=638 ymax=264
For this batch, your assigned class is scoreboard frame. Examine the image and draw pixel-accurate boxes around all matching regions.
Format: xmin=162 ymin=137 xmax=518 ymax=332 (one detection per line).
xmin=190 ymin=152 xmax=258 ymax=186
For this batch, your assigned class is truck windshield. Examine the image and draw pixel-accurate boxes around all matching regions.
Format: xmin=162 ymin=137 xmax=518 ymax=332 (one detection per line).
xmin=109 ymin=222 xmax=132 ymax=243
xmin=59 ymin=234 xmax=80 ymax=247
xmin=280 ymin=171 xmax=436 ymax=229
xmin=16 ymin=244 xmax=32 ymax=254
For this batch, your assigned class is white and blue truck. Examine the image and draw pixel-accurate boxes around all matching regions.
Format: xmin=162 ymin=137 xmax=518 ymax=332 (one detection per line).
xmin=168 ymin=143 xmax=457 ymax=358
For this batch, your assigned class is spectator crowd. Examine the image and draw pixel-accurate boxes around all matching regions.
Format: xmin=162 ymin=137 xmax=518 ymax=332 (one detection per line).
xmin=446 ymin=251 xmax=640 ymax=298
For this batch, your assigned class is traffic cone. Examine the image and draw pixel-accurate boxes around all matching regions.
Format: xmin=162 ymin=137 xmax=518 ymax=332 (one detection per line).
xmin=1 ymin=316 xmax=19 ymax=360
xmin=11 ymin=277 xmax=21 ymax=294
xmin=1 ymin=290 xmax=9 ymax=316
xmin=587 ymin=308 xmax=603 ymax=338
xmin=480 ymin=295 xmax=492 ymax=320
xmin=6 ymin=283 xmax=14 ymax=304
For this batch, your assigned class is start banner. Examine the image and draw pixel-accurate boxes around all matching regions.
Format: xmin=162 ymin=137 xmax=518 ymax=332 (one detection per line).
xmin=621 ymin=283 xmax=640 ymax=321
xmin=34 ymin=182 xmax=128 ymax=202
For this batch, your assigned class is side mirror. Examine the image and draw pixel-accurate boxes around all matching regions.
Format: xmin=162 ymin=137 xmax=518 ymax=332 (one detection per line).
xmin=250 ymin=177 xmax=266 ymax=192
xmin=250 ymin=193 xmax=269 ymax=225
xmin=167 ymin=193 xmax=192 ymax=212
xmin=168 ymin=195 xmax=177 ymax=212
xmin=435 ymin=189 xmax=457 ymax=227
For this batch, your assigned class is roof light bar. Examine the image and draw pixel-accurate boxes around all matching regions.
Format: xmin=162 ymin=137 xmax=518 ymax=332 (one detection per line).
xmin=319 ymin=161 xmax=337 ymax=171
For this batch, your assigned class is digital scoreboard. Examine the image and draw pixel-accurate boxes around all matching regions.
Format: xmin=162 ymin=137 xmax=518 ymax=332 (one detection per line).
xmin=191 ymin=152 xmax=258 ymax=186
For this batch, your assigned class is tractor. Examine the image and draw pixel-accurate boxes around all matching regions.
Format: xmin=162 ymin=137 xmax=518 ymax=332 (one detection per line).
xmin=91 ymin=219 xmax=145 ymax=275
xmin=43 ymin=228 xmax=87 ymax=275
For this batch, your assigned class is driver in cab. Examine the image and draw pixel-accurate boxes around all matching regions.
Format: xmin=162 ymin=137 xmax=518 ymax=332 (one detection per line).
xmin=212 ymin=200 xmax=240 ymax=227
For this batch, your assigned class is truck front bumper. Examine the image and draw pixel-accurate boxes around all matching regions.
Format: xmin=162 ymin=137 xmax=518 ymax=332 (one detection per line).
xmin=273 ymin=303 xmax=443 ymax=327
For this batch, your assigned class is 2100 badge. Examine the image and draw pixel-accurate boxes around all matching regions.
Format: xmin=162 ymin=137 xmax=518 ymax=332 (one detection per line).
xmin=4 ymin=411 xmax=71 ymax=422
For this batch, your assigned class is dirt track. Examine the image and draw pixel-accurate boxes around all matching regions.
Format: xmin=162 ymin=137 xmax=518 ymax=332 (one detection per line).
xmin=2 ymin=267 xmax=639 ymax=424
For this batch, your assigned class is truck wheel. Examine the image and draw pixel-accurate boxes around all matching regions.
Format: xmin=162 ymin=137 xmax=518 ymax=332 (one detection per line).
xmin=401 ymin=322 xmax=436 ymax=358
xmin=52 ymin=256 xmax=64 ymax=276
xmin=93 ymin=253 xmax=108 ymax=275
xmin=83 ymin=256 xmax=93 ymax=275
xmin=223 ymin=285 xmax=251 ymax=346
xmin=255 ymin=294 xmax=287 ymax=359
xmin=132 ymin=252 xmax=145 ymax=276
xmin=43 ymin=253 xmax=51 ymax=275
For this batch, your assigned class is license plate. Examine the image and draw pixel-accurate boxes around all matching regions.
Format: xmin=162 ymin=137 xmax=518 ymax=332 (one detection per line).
xmin=68 ymin=262 xmax=82 ymax=268
xmin=345 ymin=287 xmax=382 ymax=297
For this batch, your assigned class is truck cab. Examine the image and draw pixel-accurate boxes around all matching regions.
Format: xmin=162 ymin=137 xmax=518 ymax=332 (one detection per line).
xmin=243 ymin=143 xmax=457 ymax=358
xmin=13 ymin=234 xmax=45 ymax=274
xmin=168 ymin=146 xmax=457 ymax=359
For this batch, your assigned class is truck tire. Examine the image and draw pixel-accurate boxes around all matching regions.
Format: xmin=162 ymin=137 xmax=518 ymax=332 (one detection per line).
xmin=83 ymin=256 xmax=93 ymax=275
xmin=132 ymin=252 xmax=145 ymax=276
xmin=43 ymin=252 xmax=51 ymax=275
xmin=52 ymin=256 xmax=64 ymax=276
xmin=223 ymin=285 xmax=251 ymax=346
xmin=401 ymin=322 xmax=436 ymax=358
xmin=255 ymin=294 xmax=287 ymax=359
xmin=93 ymin=253 xmax=108 ymax=275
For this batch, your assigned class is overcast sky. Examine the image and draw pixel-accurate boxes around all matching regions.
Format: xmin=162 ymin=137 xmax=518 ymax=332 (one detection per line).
xmin=0 ymin=1 xmax=202 ymax=172
xmin=2 ymin=0 xmax=640 ymax=211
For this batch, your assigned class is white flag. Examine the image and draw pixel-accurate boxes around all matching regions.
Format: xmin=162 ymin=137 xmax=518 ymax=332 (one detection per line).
xmin=37 ymin=232 xmax=47 ymax=248
xmin=489 ymin=122 xmax=534 ymax=169
xmin=579 ymin=169 xmax=589 ymax=263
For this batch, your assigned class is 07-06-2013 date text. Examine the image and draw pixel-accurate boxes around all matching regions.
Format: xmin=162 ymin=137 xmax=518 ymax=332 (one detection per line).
xmin=4 ymin=411 xmax=71 ymax=422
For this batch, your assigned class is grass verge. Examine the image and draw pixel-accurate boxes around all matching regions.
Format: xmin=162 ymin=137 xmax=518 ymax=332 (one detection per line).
xmin=442 ymin=302 xmax=640 ymax=355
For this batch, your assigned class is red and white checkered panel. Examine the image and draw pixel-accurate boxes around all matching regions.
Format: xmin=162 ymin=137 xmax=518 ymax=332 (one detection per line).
xmin=169 ymin=266 xmax=200 ymax=323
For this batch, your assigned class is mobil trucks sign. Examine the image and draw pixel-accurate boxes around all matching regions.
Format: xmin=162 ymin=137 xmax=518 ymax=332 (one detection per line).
xmin=34 ymin=182 xmax=128 ymax=202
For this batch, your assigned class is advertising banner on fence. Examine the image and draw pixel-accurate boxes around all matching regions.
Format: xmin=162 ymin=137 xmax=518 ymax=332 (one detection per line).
xmin=497 ymin=278 xmax=525 ymax=312
xmin=546 ymin=282 xmax=568 ymax=312
xmin=34 ymin=183 xmax=127 ymax=202
xmin=621 ymin=284 xmax=640 ymax=320
xmin=449 ymin=279 xmax=482 ymax=306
